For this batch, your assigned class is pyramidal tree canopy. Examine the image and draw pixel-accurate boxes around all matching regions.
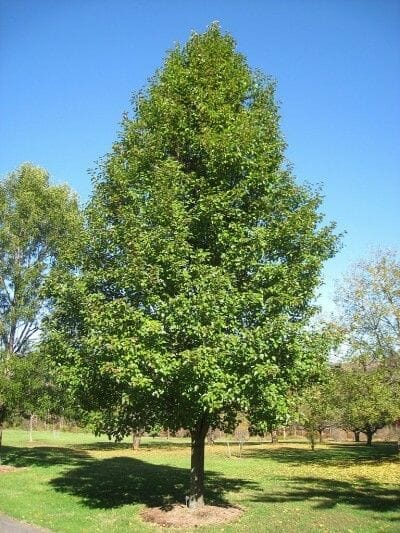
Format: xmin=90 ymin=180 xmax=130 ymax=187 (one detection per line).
xmin=46 ymin=24 xmax=339 ymax=507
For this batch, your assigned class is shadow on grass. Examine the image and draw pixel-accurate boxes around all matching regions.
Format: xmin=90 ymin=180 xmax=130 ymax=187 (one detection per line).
xmin=252 ymin=475 xmax=400 ymax=517
xmin=1 ymin=445 xmax=90 ymax=468
xmin=49 ymin=456 xmax=258 ymax=509
xmin=77 ymin=440 xmax=190 ymax=452
xmin=243 ymin=442 xmax=399 ymax=468
xmin=2 ymin=444 xmax=258 ymax=509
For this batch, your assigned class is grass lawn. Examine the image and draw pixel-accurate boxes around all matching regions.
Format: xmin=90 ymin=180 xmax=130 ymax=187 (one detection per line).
xmin=0 ymin=429 xmax=399 ymax=532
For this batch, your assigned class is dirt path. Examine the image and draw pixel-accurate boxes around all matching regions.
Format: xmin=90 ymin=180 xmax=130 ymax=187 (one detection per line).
xmin=0 ymin=514 xmax=49 ymax=532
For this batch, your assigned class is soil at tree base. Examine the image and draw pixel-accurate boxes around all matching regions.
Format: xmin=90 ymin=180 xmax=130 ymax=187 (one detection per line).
xmin=141 ymin=503 xmax=243 ymax=528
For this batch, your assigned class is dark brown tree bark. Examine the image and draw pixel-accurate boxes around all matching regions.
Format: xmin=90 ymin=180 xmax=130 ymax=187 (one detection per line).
xmin=366 ymin=428 xmax=374 ymax=446
xmin=188 ymin=418 xmax=209 ymax=508
xmin=0 ymin=404 xmax=6 ymax=451
xmin=354 ymin=430 xmax=360 ymax=442
xmin=0 ymin=404 xmax=6 ymax=453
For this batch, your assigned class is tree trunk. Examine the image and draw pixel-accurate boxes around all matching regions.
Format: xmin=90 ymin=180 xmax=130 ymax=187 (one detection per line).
xmin=271 ymin=430 xmax=278 ymax=444
xmin=188 ymin=419 xmax=208 ymax=509
xmin=7 ymin=323 xmax=16 ymax=353
xmin=206 ymin=429 xmax=215 ymax=445
xmin=132 ymin=429 xmax=143 ymax=451
xmin=318 ymin=429 xmax=323 ymax=443
xmin=366 ymin=429 xmax=374 ymax=446
xmin=0 ymin=404 xmax=6 ymax=456
xmin=354 ymin=430 xmax=360 ymax=442
xmin=29 ymin=413 xmax=34 ymax=442
xmin=226 ymin=441 xmax=231 ymax=458
xmin=0 ymin=404 xmax=5 ymax=446
xmin=238 ymin=441 xmax=243 ymax=457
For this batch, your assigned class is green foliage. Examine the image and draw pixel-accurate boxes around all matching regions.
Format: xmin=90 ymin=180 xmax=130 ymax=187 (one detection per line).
xmin=46 ymin=25 xmax=338 ymax=440
xmin=0 ymin=163 xmax=81 ymax=354
xmin=333 ymin=363 xmax=400 ymax=444
xmin=335 ymin=250 xmax=400 ymax=365
xmin=148 ymin=424 xmax=163 ymax=438
xmin=0 ymin=163 xmax=81 ymax=426
xmin=299 ymin=372 xmax=337 ymax=449
xmin=0 ymin=352 xmax=52 ymax=422
xmin=332 ymin=251 xmax=400 ymax=444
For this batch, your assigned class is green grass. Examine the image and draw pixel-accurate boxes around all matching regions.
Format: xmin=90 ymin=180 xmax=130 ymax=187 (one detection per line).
xmin=0 ymin=429 xmax=399 ymax=532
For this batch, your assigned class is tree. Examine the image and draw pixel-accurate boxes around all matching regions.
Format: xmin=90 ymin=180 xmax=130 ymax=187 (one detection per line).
xmin=0 ymin=163 xmax=81 ymax=445
xmin=0 ymin=163 xmax=81 ymax=354
xmin=333 ymin=250 xmax=400 ymax=444
xmin=45 ymin=25 xmax=338 ymax=508
xmin=335 ymin=250 xmax=400 ymax=367
xmin=0 ymin=351 xmax=52 ymax=445
xmin=249 ymin=325 xmax=341 ymax=446
xmin=334 ymin=363 xmax=400 ymax=445
xmin=299 ymin=377 xmax=337 ymax=449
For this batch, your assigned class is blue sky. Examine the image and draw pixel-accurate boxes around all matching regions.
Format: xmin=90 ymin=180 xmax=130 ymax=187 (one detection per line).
xmin=1 ymin=0 xmax=399 ymax=313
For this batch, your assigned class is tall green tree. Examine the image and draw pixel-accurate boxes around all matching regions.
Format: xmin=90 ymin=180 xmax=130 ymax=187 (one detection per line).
xmin=0 ymin=163 xmax=81 ymax=445
xmin=46 ymin=25 xmax=338 ymax=507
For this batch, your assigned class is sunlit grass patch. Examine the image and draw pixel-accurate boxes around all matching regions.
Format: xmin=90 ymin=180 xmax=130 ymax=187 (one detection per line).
xmin=0 ymin=430 xmax=399 ymax=532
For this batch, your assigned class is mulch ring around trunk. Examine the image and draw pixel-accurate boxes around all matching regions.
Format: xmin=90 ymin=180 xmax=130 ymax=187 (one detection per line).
xmin=141 ymin=503 xmax=243 ymax=528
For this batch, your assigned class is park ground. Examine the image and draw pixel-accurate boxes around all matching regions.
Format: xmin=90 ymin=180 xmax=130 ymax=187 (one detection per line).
xmin=0 ymin=430 xmax=399 ymax=532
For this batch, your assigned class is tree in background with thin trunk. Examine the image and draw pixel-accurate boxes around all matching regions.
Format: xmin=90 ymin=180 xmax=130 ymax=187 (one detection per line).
xmin=0 ymin=163 xmax=81 ymax=448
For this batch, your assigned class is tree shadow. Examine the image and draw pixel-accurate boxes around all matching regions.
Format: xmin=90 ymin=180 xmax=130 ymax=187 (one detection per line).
xmin=49 ymin=456 xmax=258 ymax=509
xmin=244 ymin=442 xmax=399 ymax=468
xmin=1 ymin=445 xmax=90 ymax=468
xmin=3 ymin=444 xmax=257 ymax=509
xmin=77 ymin=440 xmax=190 ymax=452
xmin=252 ymin=476 xmax=400 ymax=516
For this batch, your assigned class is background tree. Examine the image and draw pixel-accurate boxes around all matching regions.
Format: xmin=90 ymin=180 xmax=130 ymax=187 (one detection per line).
xmin=299 ymin=376 xmax=337 ymax=449
xmin=0 ymin=163 xmax=81 ymax=354
xmin=334 ymin=362 xmax=400 ymax=445
xmin=0 ymin=163 xmax=81 ymax=444
xmin=335 ymin=250 xmax=400 ymax=368
xmin=332 ymin=250 xmax=400 ymax=443
xmin=249 ymin=401 xmax=291 ymax=443
xmin=0 ymin=351 xmax=53 ymax=446
xmin=250 ymin=325 xmax=340 ymax=446
xmin=46 ymin=25 xmax=338 ymax=508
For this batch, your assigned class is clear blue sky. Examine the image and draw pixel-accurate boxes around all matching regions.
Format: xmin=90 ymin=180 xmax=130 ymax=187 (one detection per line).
xmin=1 ymin=0 xmax=399 ymax=312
